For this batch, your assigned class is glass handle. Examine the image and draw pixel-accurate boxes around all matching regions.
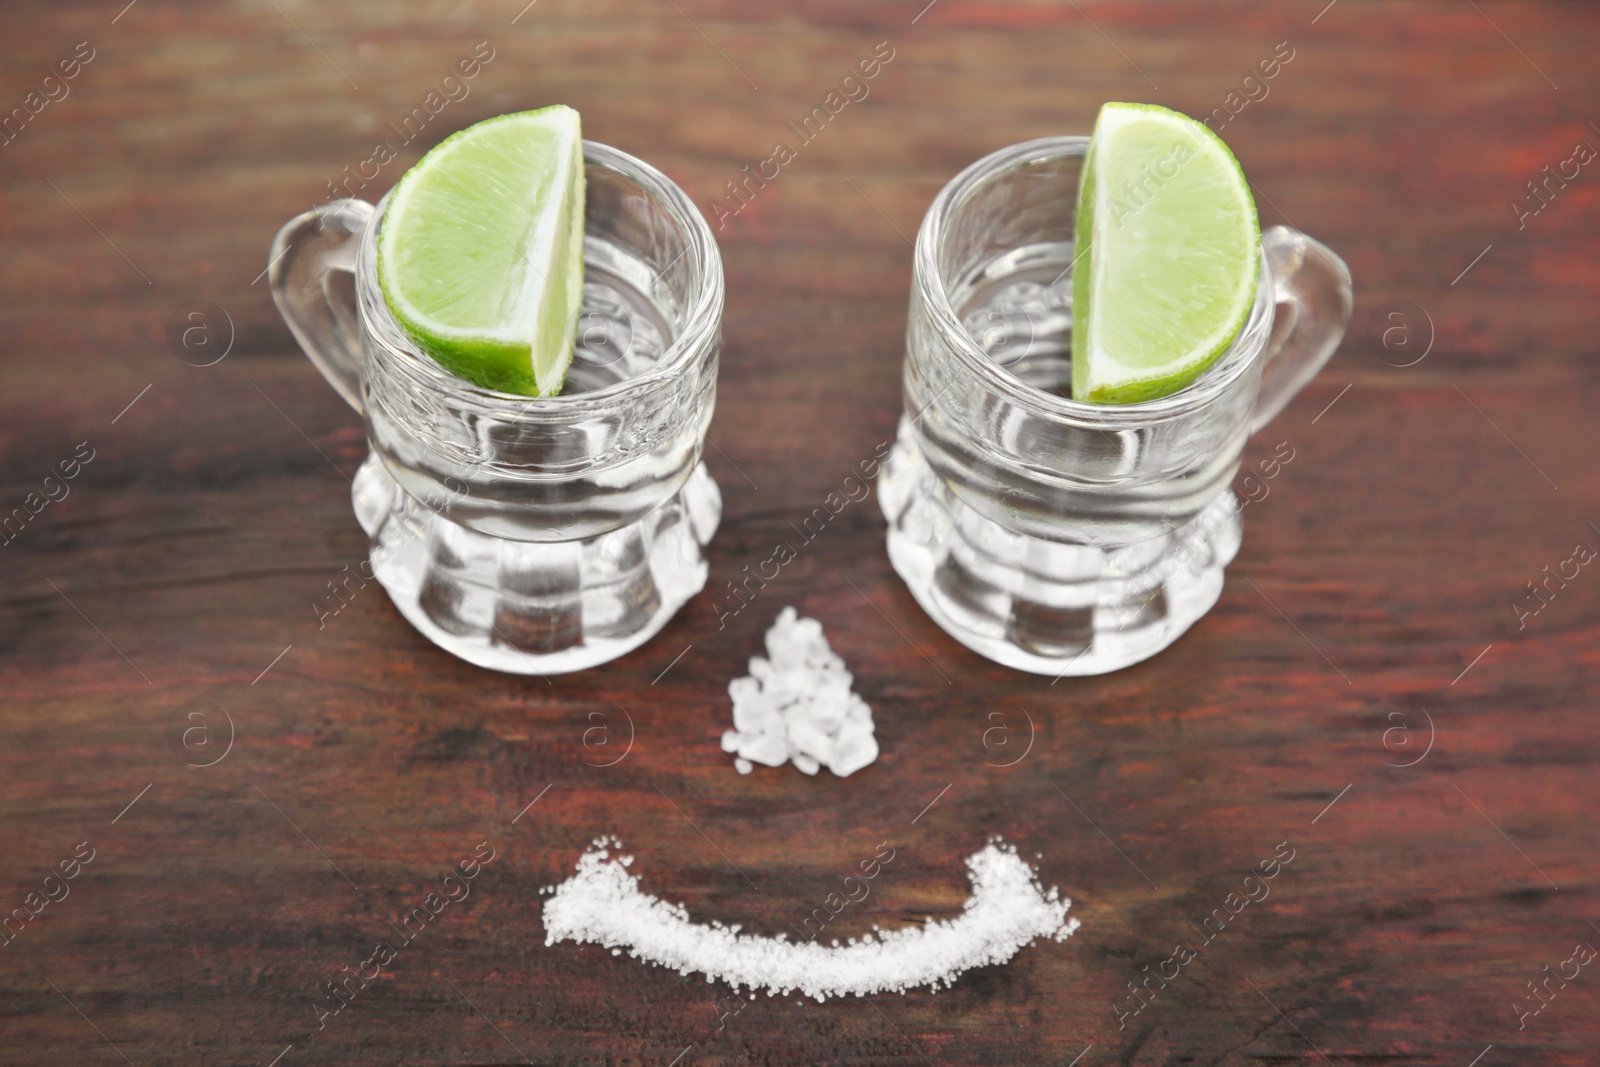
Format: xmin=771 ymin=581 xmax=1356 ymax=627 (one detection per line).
xmin=1250 ymin=225 xmax=1353 ymax=434
xmin=267 ymin=199 xmax=375 ymax=414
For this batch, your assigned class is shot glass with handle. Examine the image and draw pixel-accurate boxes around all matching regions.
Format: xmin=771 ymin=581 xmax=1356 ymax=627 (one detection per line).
xmin=878 ymin=136 xmax=1352 ymax=676
xmin=269 ymin=141 xmax=724 ymax=674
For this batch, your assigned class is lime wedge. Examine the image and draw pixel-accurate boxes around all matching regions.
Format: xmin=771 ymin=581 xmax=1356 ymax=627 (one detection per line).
xmin=377 ymin=106 xmax=585 ymax=397
xmin=1071 ymin=102 xmax=1259 ymax=405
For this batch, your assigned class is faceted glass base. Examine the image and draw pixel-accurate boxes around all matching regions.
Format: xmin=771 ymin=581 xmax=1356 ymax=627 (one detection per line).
xmin=877 ymin=429 xmax=1242 ymax=677
xmin=352 ymin=453 xmax=721 ymax=675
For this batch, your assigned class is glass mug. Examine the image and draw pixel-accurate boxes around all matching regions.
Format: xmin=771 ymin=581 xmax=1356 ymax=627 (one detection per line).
xmin=269 ymin=142 xmax=723 ymax=675
xmin=878 ymin=136 xmax=1352 ymax=676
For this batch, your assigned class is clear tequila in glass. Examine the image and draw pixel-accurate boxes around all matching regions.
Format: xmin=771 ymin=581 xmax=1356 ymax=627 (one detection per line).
xmin=879 ymin=137 xmax=1351 ymax=676
xmin=271 ymin=142 xmax=723 ymax=674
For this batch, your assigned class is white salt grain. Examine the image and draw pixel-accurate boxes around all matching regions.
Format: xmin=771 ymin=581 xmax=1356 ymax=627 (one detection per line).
xmin=542 ymin=837 xmax=1079 ymax=1000
xmin=723 ymin=607 xmax=879 ymax=778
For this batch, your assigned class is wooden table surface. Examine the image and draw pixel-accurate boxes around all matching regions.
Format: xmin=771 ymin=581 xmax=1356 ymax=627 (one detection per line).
xmin=4 ymin=1 xmax=1599 ymax=1064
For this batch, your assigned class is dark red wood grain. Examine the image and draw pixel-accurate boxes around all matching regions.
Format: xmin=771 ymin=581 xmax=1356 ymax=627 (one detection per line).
xmin=2 ymin=1 xmax=1599 ymax=1064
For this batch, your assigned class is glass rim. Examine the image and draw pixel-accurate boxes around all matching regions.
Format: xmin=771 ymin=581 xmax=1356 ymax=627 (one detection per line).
xmin=355 ymin=139 xmax=723 ymax=419
xmin=914 ymin=135 xmax=1273 ymax=427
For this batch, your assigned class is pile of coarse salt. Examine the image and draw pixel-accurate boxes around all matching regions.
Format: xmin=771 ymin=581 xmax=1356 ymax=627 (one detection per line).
xmin=542 ymin=837 xmax=1078 ymax=1001
xmin=721 ymin=607 xmax=878 ymax=777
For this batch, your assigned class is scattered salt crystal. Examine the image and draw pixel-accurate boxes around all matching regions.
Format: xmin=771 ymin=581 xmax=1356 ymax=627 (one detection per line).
xmin=722 ymin=607 xmax=879 ymax=778
xmin=542 ymin=837 xmax=1079 ymax=1000
xmin=741 ymin=731 xmax=788 ymax=768
xmin=829 ymin=725 xmax=878 ymax=778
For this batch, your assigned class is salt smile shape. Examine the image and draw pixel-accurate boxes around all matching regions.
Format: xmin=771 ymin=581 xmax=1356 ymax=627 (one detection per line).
xmin=541 ymin=837 xmax=1079 ymax=1001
